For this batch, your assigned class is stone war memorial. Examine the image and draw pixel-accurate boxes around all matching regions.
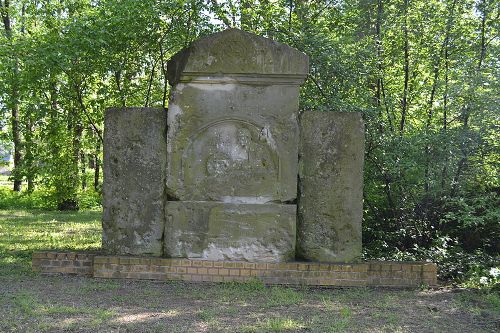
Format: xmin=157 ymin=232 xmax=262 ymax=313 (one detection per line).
xmin=33 ymin=29 xmax=437 ymax=287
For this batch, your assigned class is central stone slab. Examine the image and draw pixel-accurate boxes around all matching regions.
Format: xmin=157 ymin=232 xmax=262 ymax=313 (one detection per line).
xmin=165 ymin=29 xmax=308 ymax=261
xmin=165 ymin=202 xmax=296 ymax=261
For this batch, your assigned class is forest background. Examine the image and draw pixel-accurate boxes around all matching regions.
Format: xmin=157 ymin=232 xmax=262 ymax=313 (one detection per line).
xmin=0 ymin=0 xmax=498 ymax=286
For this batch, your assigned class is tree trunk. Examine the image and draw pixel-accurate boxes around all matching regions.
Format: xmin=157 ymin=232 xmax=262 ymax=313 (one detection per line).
xmin=81 ymin=152 xmax=87 ymax=190
xmin=375 ymin=0 xmax=393 ymax=132
xmin=159 ymin=44 xmax=168 ymax=108
xmin=1 ymin=0 xmax=22 ymax=191
xmin=94 ymin=141 xmax=100 ymax=191
xmin=288 ymin=0 xmax=293 ymax=32
xmin=114 ymin=70 xmax=126 ymax=107
xmin=375 ymin=0 xmax=382 ymax=110
xmin=440 ymin=44 xmax=450 ymax=190
xmin=48 ymin=80 xmax=78 ymax=210
xmin=451 ymin=0 xmax=489 ymax=195
xmin=25 ymin=109 xmax=35 ymax=193
xmin=58 ymin=103 xmax=82 ymax=211
xmin=425 ymin=0 xmax=457 ymax=194
xmin=144 ymin=57 xmax=157 ymax=107
xmin=11 ymin=98 xmax=22 ymax=191
xmin=399 ymin=0 xmax=410 ymax=135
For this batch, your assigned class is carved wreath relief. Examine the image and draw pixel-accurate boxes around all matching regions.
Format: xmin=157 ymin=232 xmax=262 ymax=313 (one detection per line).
xmin=182 ymin=120 xmax=279 ymax=200
xmin=211 ymin=36 xmax=249 ymax=68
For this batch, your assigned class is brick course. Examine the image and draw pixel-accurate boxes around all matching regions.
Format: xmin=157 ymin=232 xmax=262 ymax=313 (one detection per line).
xmin=32 ymin=251 xmax=438 ymax=287
xmin=32 ymin=252 xmax=95 ymax=275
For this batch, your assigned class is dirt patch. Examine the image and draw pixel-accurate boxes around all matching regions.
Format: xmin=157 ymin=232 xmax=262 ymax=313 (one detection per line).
xmin=0 ymin=275 xmax=498 ymax=332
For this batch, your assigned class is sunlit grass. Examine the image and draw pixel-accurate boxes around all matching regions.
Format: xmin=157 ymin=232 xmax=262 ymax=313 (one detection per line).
xmin=4 ymin=290 xmax=115 ymax=331
xmin=243 ymin=317 xmax=306 ymax=332
xmin=265 ymin=317 xmax=306 ymax=331
xmin=0 ymin=209 xmax=101 ymax=276
xmin=265 ymin=286 xmax=303 ymax=307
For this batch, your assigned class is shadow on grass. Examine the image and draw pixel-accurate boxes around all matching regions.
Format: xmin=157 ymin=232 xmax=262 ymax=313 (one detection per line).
xmin=0 ymin=210 xmax=102 ymax=224
xmin=0 ymin=209 xmax=102 ymax=277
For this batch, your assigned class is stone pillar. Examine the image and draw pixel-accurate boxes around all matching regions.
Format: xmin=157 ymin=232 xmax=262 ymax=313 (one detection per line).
xmin=297 ymin=112 xmax=364 ymax=262
xmin=165 ymin=28 xmax=309 ymax=261
xmin=102 ymin=107 xmax=167 ymax=256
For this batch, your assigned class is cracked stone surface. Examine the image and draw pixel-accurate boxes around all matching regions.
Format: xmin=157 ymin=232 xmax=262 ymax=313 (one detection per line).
xmin=163 ymin=29 xmax=308 ymax=261
xmin=164 ymin=201 xmax=296 ymax=262
xmin=166 ymin=29 xmax=308 ymax=203
xmin=102 ymin=107 xmax=167 ymax=256
xmin=297 ymin=111 xmax=364 ymax=263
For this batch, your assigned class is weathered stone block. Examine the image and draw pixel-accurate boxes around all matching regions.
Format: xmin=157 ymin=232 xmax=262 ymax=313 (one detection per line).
xmin=167 ymin=28 xmax=309 ymax=83
xmin=164 ymin=201 xmax=296 ymax=262
xmin=162 ymin=29 xmax=307 ymax=262
xmin=166 ymin=29 xmax=308 ymax=203
xmin=297 ymin=111 xmax=364 ymax=262
xmin=102 ymin=107 xmax=167 ymax=256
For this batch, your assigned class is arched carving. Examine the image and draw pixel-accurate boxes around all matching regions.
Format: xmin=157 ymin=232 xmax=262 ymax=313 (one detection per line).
xmin=181 ymin=119 xmax=280 ymax=200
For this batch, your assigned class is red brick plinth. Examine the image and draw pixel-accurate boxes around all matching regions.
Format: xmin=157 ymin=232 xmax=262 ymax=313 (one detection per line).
xmin=32 ymin=251 xmax=95 ymax=275
xmin=32 ymin=252 xmax=437 ymax=287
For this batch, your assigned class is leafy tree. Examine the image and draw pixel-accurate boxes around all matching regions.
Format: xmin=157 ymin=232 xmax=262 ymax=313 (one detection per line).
xmin=0 ymin=0 xmax=497 ymax=283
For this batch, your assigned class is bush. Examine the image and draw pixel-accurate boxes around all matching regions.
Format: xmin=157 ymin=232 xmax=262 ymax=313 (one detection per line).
xmin=363 ymin=234 xmax=499 ymax=288
xmin=77 ymin=188 xmax=102 ymax=210
xmin=0 ymin=187 xmax=101 ymax=211
xmin=439 ymin=193 xmax=500 ymax=254
xmin=461 ymin=265 xmax=500 ymax=290
xmin=0 ymin=187 xmax=57 ymax=210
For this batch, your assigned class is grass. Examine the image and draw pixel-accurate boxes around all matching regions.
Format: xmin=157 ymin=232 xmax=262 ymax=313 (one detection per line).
xmin=265 ymin=286 xmax=304 ymax=307
xmin=262 ymin=317 xmax=306 ymax=332
xmin=0 ymin=209 xmax=101 ymax=276
xmin=241 ymin=317 xmax=306 ymax=332
xmin=3 ymin=289 xmax=115 ymax=332
xmin=0 ymin=208 xmax=499 ymax=332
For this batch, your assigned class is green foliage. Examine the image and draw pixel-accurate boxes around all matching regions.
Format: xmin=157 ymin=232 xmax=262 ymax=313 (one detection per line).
xmin=440 ymin=193 xmax=499 ymax=253
xmin=0 ymin=186 xmax=101 ymax=210
xmin=460 ymin=265 xmax=500 ymax=290
xmin=0 ymin=187 xmax=56 ymax=210
xmin=0 ymin=0 xmax=498 ymax=285
xmin=77 ymin=188 xmax=102 ymax=210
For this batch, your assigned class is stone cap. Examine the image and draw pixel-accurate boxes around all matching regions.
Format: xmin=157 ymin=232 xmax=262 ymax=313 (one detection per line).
xmin=167 ymin=28 xmax=309 ymax=85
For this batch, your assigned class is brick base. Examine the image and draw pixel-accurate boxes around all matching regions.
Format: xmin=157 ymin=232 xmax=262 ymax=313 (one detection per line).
xmin=32 ymin=252 xmax=95 ymax=275
xmin=32 ymin=252 xmax=438 ymax=287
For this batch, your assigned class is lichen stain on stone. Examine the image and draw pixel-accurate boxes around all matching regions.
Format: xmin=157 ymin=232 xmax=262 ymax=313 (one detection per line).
xmin=103 ymin=30 xmax=364 ymax=263
xmin=201 ymin=241 xmax=283 ymax=262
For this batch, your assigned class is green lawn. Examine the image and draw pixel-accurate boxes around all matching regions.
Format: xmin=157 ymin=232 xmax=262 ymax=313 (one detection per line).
xmin=0 ymin=209 xmax=498 ymax=332
xmin=0 ymin=209 xmax=101 ymax=276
